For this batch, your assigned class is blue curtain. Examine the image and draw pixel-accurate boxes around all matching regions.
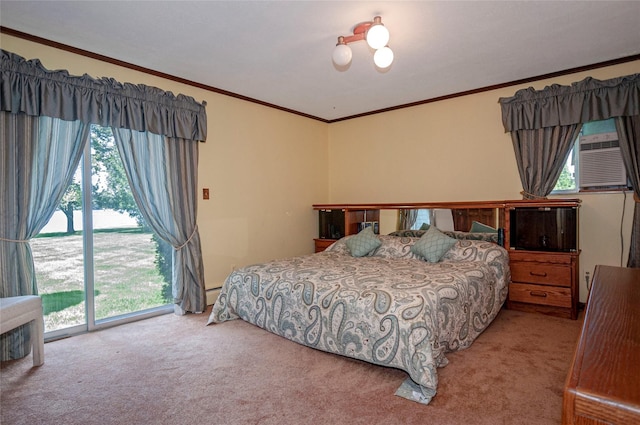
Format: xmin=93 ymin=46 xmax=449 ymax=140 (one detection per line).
xmin=499 ymin=74 xmax=640 ymax=132
xmin=0 ymin=112 xmax=89 ymax=360
xmin=112 ymin=129 xmax=206 ymax=314
xmin=616 ymin=115 xmax=640 ymax=267
xmin=1 ymin=49 xmax=207 ymax=360
xmin=1 ymin=50 xmax=207 ymax=142
xmin=509 ymin=124 xmax=582 ymax=199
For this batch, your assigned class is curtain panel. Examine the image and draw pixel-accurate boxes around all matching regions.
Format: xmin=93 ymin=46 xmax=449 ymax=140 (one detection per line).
xmin=510 ymin=124 xmax=582 ymax=199
xmin=1 ymin=50 xmax=207 ymax=141
xmin=398 ymin=209 xmax=418 ymax=230
xmin=616 ymin=115 xmax=640 ymax=267
xmin=499 ymin=74 xmax=640 ymax=132
xmin=113 ymin=129 xmax=206 ymax=314
xmin=0 ymin=113 xmax=90 ymax=360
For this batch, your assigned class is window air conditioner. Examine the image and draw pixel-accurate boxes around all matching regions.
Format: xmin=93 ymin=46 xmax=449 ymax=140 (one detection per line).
xmin=579 ymin=132 xmax=627 ymax=189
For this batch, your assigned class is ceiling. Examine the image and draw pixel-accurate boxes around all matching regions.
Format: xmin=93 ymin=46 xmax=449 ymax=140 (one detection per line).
xmin=1 ymin=1 xmax=639 ymax=122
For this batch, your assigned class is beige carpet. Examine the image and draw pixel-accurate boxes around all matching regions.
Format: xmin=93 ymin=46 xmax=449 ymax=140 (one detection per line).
xmin=1 ymin=307 xmax=582 ymax=425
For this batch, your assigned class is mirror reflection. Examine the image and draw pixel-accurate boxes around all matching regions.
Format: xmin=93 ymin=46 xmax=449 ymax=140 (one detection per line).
xmin=381 ymin=208 xmax=501 ymax=234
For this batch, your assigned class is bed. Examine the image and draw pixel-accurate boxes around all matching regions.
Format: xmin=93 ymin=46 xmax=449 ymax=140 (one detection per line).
xmin=207 ymin=228 xmax=510 ymax=404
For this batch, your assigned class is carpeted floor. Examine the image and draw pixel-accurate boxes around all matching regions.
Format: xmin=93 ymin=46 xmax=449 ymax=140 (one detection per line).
xmin=0 ymin=306 xmax=582 ymax=425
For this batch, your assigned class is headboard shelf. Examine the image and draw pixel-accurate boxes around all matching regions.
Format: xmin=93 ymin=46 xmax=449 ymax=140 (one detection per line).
xmin=314 ymin=200 xmax=509 ymax=243
xmin=313 ymin=199 xmax=581 ymax=241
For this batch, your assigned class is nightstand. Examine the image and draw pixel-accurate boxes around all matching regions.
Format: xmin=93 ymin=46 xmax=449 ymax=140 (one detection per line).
xmin=504 ymin=199 xmax=581 ymax=320
xmin=507 ymin=250 xmax=579 ymax=319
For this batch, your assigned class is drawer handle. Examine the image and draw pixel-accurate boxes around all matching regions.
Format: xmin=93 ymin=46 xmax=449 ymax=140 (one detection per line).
xmin=529 ymin=271 xmax=548 ymax=277
xmin=529 ymin=290 xmax=548 ymax=298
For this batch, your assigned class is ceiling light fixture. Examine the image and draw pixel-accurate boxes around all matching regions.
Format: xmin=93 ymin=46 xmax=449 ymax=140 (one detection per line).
xmin=332 ymin=16 xmax=393 ymax=69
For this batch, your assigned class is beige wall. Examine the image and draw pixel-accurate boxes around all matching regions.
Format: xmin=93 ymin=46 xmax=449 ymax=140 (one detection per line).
xmin=328 ymin=60 xmax=639 ymax=302
xmin=2 ymin=34 xmax=638 ymax=304
xmin=1 ymin=35 xmax=329 ymax=304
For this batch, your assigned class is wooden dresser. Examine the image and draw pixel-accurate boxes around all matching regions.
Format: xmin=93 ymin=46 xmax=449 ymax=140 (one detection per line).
xmin=562 ymin=265 xmax=640 ymax=425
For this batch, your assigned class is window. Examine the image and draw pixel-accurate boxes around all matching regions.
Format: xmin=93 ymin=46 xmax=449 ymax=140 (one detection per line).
xmin=32 ymin=125 xmax=172 ymax=339
xmin=553 ymin=119 xmax=628 ymax=193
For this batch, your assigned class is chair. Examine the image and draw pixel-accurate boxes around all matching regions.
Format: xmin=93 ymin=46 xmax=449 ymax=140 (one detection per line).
xmin=0 ymin=295 xmax=44 ymax=366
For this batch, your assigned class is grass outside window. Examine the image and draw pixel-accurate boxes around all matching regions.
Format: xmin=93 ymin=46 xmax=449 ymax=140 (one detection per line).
xmin=32 ymin=228 xmax=171 ymax=332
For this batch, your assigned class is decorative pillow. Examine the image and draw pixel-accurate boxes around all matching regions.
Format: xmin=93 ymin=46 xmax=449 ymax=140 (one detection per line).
xmin=370 ymin=235 xmax=420 ymax=259
xmin=419 ymin=222 xmax=430 ymax=231
xmin=410 ymin=226 xmax=457 ymax=262
xmin=470 ymin=221 xmax=498 ymax=233
xmin=345 ymin=226 xmax=382 ymax=257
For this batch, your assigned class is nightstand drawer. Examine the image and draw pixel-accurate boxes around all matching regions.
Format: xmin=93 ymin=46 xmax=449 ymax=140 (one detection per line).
xmin=314 ymin=238 xmax=336 ymax=253
xmin=510 ymin=262 xmax=571 ymax=287
xmin=509 ymin=282 xmax=572 ymax=308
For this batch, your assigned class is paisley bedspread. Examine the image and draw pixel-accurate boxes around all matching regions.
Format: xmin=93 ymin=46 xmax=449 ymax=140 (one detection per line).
xmin=207 ymin=235 xmax=510 ymax=404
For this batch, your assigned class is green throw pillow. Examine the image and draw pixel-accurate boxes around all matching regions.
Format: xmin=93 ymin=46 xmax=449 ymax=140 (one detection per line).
xmin=410 ymin=226 xmax=457 ymax=262
xmin=469 ymin=221 xmax=498 ymax=233
xmin=419 ymin=222 xmax=431 ymax=231
xmin=346 ymin=226 xmax=381 ymax=257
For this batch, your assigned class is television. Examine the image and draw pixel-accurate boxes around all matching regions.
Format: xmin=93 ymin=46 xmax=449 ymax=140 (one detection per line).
xmin=509 ymin=206 xmax=578 ymax=252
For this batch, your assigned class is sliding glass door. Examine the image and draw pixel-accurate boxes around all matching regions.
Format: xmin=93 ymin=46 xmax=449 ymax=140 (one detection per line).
xmin=31 ymin=125 xmax=172 ymax=338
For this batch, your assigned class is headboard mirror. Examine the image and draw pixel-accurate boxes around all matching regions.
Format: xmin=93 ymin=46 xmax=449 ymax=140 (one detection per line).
xmin=391 ymin=206 xmax=500 ymax=233
xmin=314 ymin=201 xmax=506 ymax=240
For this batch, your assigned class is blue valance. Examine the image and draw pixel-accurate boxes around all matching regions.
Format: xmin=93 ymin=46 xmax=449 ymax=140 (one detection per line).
xmin=499 ymin=73 xmax=640 ymax=132
xmin=0 ymin=49 xmax=207 ymax=142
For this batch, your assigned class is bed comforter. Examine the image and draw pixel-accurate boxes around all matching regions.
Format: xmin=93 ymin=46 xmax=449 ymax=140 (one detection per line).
xmin=207 ymin=235 xmax=510 ymax=404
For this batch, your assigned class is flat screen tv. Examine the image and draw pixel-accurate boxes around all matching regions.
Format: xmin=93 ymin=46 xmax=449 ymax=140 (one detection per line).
xmin=509 ymin=207 xmax=578 ymax=252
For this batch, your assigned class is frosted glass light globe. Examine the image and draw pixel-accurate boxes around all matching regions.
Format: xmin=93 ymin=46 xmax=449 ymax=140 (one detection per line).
xmin=366 ymin=24 xmax=390 ymax=50
xmin=332 ymin=44 xmax=353 ymax=66
xmin=374 ymin=46 xmax=394 ymax=69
